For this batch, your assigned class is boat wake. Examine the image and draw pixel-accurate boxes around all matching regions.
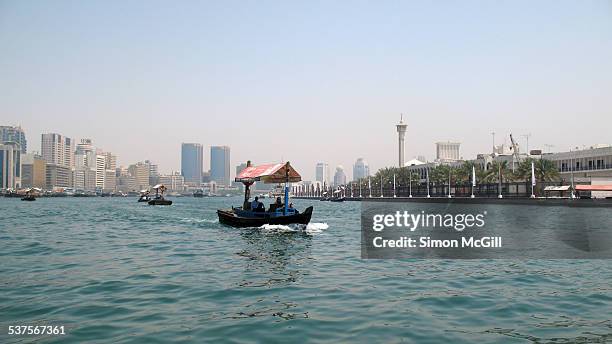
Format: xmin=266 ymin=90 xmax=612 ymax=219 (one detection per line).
xmin=259 ymin=222 xmax=329 ymax=235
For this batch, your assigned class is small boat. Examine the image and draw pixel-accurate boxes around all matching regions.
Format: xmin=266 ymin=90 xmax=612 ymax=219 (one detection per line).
xmin=193 ymin=189 xmax=204 ymax=198
xmin=20 ymin=188 xmax=40 ymax=201
xmin=148 ymin=184 xmax=172 ymax=206
xmin=330 ymin=197 xmax=345 ymax=202
xmin=137 ymin=190 xmax=151 ymax=202
xmin=217 ymin=161 xmax=313 ymax=227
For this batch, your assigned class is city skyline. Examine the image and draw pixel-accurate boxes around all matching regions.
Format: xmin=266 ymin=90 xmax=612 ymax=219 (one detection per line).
xmin=2 ymin=1 xmax=612 ymax=180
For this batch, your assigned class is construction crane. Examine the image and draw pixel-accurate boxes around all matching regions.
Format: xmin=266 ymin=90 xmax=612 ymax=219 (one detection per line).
xmin=509 ymin=133 xmax=521 ymax=162
xmin=521 ymin=133 xmax=532 ymax=154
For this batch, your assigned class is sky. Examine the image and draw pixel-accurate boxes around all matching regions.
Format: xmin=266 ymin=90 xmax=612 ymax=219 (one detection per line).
xmin=1 ymin=0 xmax=611 ymax=180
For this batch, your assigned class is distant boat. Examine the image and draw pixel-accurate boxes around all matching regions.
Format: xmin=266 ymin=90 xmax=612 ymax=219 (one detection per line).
xmin=21 ymin=188 xmax=40 ymax=201
xmin=330 ymin=197 xmax=345 ymax=202
xmin=148 ymin=184 xmax=172 ymax=205
xmin=193 ymin=189 xmax=204 ymax=198
xmin=137 ymin=190 xmax=151 ymax=202
xmin=217 ymin=161 xmax=313 ymax=227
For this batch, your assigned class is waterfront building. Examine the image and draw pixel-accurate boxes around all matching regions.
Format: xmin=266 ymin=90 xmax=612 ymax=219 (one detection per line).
xmin=396 ymin=115 xmax=408 ymax=167
xmin=0 ymin=125 xmax=27 ymax=153
xmin=46 ymin=164 xmax=72 ymax=189
xmin=21 ymin=153 xmax=46 ymax=189
xmin=73 ymin=168 xmax=96 ymax=192
xmin=158 ymin=172 xmax=185 ymax=192
xmin=333 ymin=165 xmax=347 ymax=186
xmin=104 ymin=152 xmax=117 ymax=171
xmin=0 ymin=142 xmax=21 ymax=189
xmin=315 ymin=162 xmax=330 ymax=185
xmin=145 ymin=160 xmax=159 ymax=186
xmin=352 ymin=158 xmax=370 ymax=181
xmin=41 ymin=133 xmax=74 ymax=168
xmin=181 ymin=143 xmax=203 ymax=186
xmin=115 ymin=167 xmax=137 ymax=192
xmin=95 ymin=155 xmax=106 ymax=190
xmin=436 ymin=142 xmax=461 ymax=161
xmin=210 ymin=146 xmax=230 ymax=186
xmin=128 ymin=162 xmax=150 ymax=190
xmin=104 ymin=169 xmax=116 ymax=191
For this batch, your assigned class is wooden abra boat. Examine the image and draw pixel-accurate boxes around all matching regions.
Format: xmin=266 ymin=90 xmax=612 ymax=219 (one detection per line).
xmin=21 ymin=188 xmax=40 ymax=201
xmin=217 ymin=161 xmax=314 ymax=227
xmin=148 ymin=184 xmax=172 ymax=205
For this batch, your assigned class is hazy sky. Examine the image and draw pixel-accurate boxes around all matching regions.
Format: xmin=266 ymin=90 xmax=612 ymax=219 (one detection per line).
xmin=1 ymin=0 xmax=611 ymax=180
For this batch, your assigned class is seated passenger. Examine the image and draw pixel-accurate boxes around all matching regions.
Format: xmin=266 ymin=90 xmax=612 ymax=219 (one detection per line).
xmin=251 ymin=196 xmax=261 ymax=211
xmin=269 ymin=197 xmax=283 ymax=212
xmin=289 ymin=203 xmax=299 ymax=214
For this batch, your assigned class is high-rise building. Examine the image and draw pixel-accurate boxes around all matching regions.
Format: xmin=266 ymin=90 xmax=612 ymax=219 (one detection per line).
xmin=73 ymin=168 xmax=96 ymax=191
xmin=41 ymin=133 xmax=74 ymax=168
xmin=104 ymin=152 xmax=117 ymax=170
xmin=315 ymin=162 xmax=330 ymax=185
xmin=181 ymin=143 xmax=203 ymax=185
xmin=396 ymin=115 xmax=408 ymax=167
xmin=210 ymin=146 xmax=230 ymax=186
xmin=21 ymin=153 xmax=46 ymax=189
xmin=352 ymin=158 xmax=370 ymax=181
xmin=104 ymin=169 xmax=116 ymax=191
xmin=128 ymin=162 xmax=150 ymax=190
xmin=333 ymin=165 xmax=347 ymax=186
xmin=436 ymin=142 xmax=461 ymax=161
xmin=0 ymin=142 xmax=22 ymax=189
xmin=145 ymin=160 xmax=159 ymax=186
xmin=1 ymin=126 xmax=27 ymax=153
xmin=46 ymin=164 xmax=72 ymax=189
xmin=95 ymin=154 xmax=106 ymax=190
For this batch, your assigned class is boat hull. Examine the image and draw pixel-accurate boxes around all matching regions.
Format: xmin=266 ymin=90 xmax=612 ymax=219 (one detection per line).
xmin=217 ymin=206 xmax=314 ymax=228
xmin=148 ymin=199 xmax=172 ymax=205
xmin=21 ymin=197 xmax=36 ymax=201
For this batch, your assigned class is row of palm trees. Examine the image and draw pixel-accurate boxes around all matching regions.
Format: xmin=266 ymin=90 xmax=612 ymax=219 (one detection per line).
xmin=353 ymin=158 xmax=560 ymax=194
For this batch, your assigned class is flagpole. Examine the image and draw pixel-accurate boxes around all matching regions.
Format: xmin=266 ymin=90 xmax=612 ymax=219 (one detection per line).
xmin=359 ymin=179 xmax=362 ymax=198
xmin=380 ymin=175 xmax=383 ymax=198
xmin=409 ymin=171 xmax=413 ymax=198
xmin=368 ymin=176 xmax=372 ymax=198
xmin=426 ymin=168 xmax=431 ymax=198
xmin=447 ymin=169 xmax=452 ymax=198
xmin=471 ymin=165 xmax=475 ymax=198
xmin=530 ymin=161 xmax=536 ymax=198
xmin=393 ymin=174 xmax=396 ymax=198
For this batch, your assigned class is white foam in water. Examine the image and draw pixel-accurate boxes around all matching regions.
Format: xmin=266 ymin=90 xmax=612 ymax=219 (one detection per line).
xmin=259 ymin=222 xmax=329 ymax=235
xmin=260 ymin=224 xmax=298 ymax=232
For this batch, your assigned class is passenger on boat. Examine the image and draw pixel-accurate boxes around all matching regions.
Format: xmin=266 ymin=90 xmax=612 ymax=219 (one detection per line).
xmin=289 ymin=203 xmax=299 ymax=214
xmin=251 ymin=196 xmax=265 ymax=212
xmin=268 ymin=197 xmax=283 ymax=212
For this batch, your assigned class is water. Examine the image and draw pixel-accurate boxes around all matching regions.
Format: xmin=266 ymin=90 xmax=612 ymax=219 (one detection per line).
xmin=1 ymin=197 xmax=611 ymax=343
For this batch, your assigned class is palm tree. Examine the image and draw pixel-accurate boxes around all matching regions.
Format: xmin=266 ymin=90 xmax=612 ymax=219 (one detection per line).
xmin=485 ymin=160 xmax=510 ymax=184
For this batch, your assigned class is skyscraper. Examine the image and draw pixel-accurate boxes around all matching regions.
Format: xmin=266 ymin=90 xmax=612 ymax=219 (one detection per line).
xmin=0 ymin=126 xmax=27 ymax=153
xmin=315 ymin=162 xmax=330 ymax=184
xmin=210 ymin=146 xmax=230 ymax=186
xmin=128 ymin=162 xmax=150 ymax=191
xmin=0 ymin=142 xmax=21 ymax=189
xmin=41 ymin=133 xmax=74 ymax=168
xmin=352 ymin=158 xmax=370 ymax=181
xmin=181 ymin=143 xmax=203 ymax=185
xmin=333 ymin=165 xmax=346 ymax=186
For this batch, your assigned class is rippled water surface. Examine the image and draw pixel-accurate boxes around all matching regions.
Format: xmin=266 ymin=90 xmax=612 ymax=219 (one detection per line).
xmin=1 ymin=197 xmax=611 ymax=343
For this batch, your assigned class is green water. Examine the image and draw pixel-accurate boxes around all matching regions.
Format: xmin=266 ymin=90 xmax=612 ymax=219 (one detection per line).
xmin=1 ymin=197 xmax=611 ymax=343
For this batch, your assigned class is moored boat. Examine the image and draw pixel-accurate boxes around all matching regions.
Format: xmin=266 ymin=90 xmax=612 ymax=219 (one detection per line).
xmin=217 ymin=161 xmax=313 ymax=227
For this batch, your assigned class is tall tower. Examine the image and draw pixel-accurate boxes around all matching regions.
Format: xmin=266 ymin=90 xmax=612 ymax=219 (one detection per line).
xmin=396 ymin=115 xmax=407 ymax=167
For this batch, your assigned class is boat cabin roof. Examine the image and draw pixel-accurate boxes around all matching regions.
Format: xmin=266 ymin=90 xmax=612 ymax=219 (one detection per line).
xmin=235 ymin=162 xmax=301 ymax=184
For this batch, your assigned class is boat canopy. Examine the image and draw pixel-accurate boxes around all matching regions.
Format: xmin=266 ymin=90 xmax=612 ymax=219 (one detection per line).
xmin=575 ymin=185 xmax=612 ymax=191
xmin=152 ymin=184 xmax=166 ymax=190
xmin=235 ymin=162 xmax=301 ymax=184
xmin=544 ymin=186 xmax=571 ymax=191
